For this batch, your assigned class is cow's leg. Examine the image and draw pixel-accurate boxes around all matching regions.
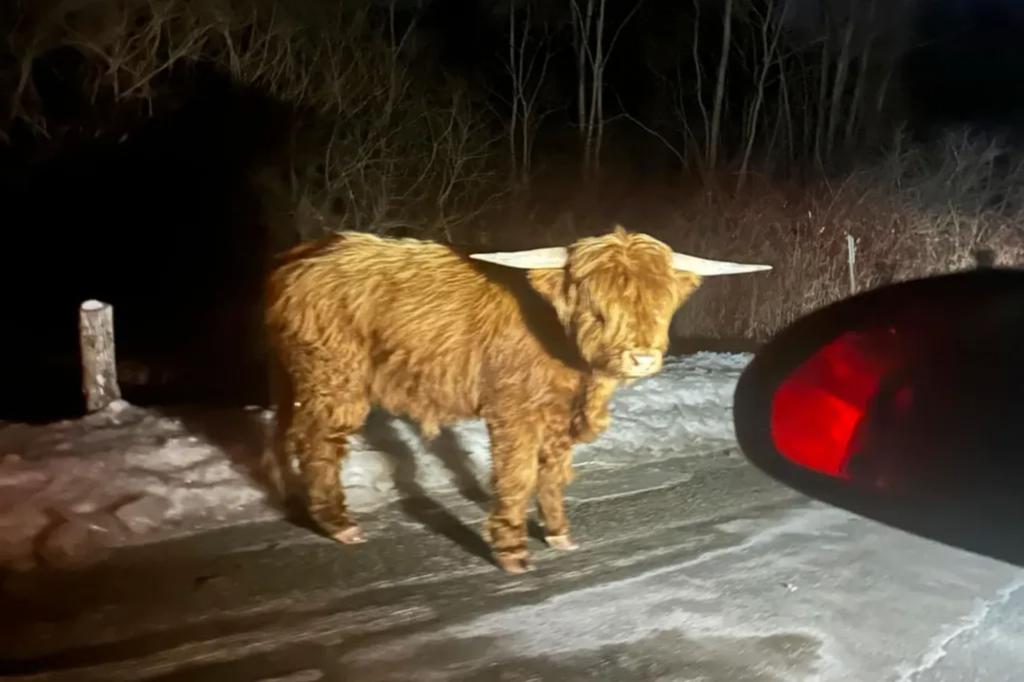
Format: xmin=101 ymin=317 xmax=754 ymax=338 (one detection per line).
xmin=537 ymin=425 xmax=579 ymax=551
xmin=484 ymin=420 xmax=540 ymax=573
xmin=291 ymin=412 xmax=369 ymax=543
xmin=287 ymin=351 xmax=370 ymax=544
xmin=570 ymin=376 xmax=618 ymax=443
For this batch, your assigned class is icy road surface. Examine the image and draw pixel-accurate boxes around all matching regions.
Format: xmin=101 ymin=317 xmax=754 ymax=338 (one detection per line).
xmin=2 ymin=353 xmax=1023 ymax=681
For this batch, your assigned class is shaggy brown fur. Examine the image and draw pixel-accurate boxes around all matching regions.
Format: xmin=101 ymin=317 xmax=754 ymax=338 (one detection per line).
xmin=263 ymin=227 xmax=701 ymax=572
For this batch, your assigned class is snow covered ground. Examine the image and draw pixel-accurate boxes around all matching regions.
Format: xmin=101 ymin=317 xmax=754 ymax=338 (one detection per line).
xmin=7 ymin=348 xmax=1024 ymax=681
xmin=0 ymin=352 xmax=751 ymax=572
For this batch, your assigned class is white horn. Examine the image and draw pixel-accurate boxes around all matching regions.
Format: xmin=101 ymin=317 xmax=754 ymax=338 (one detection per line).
xmin=469 ymin=246 xmax=569 ymax=269
xmin=672 ymin=252 xmax=772 ymax=276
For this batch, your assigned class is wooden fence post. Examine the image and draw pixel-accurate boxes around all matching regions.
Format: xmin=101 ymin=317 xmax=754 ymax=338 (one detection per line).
xmin=79 ymin=299 xmax=121 ymax=412
xmin=846 ymin=233 xmax=858 ymax=295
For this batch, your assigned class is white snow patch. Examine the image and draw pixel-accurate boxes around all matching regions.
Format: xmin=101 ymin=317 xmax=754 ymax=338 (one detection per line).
xmin=0 ymin=352 xmax=750 ymax=570
xmin=895 ymin=578 xmax=1024 ymax=681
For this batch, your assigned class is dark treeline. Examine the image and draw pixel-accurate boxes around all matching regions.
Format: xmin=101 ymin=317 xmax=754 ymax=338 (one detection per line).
xmin=1 ymin=0 xmax=1023 ymax=419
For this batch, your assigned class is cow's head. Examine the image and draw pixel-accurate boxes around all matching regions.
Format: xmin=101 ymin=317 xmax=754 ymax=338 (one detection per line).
xmin=470 ymin=226 xmax=771 ymax=379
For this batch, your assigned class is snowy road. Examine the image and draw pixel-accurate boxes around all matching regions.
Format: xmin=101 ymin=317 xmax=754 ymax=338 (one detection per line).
xmin=2 ymin=353 xmax=1024 ymax=681
xmin=4 ymin=449 xmax=1024 ymax=681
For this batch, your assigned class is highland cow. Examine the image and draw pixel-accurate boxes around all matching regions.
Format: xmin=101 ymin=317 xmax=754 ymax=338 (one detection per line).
xmin=263 ymin=226 xmax=770 ymax=572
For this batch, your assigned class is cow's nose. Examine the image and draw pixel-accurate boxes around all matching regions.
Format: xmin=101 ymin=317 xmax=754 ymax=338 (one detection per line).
xmin=624 ymin=349 xmax=662 ymax=375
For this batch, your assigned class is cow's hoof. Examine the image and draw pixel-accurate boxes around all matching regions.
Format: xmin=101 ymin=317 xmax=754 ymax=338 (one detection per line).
xmin=331 ymin=525 xmax=367 ymax=544
xmin=496 ymin=552 xmax=534 ymax=574
xmin=545 ymin=534 xmax=580 ymax=551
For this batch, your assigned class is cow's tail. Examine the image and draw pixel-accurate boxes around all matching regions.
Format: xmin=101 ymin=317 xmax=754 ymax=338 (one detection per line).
xmin=259 ymin=359 xmax=295 ymax=507
xmin=259 ymin=421 xmax=289 ymax=503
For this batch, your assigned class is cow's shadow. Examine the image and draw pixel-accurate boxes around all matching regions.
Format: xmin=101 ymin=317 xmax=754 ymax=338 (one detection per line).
xmin=360 ymin=410 xmax=548 ymax=564
xmin=166 ymin=405 xmax=547 ymax=565
xmin=358 ymin=410 xmax=491 ymax=563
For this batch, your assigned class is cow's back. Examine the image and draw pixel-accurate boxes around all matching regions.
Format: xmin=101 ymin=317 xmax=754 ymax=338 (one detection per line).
xmin=266 ymin=232 xmax=536 ymax=431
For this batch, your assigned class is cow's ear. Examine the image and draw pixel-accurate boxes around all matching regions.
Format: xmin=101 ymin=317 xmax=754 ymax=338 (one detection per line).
xmin=528 ymin=268 xmax=571 ymax=313
xmin=674 ymin=271 xmax=702 ymax=304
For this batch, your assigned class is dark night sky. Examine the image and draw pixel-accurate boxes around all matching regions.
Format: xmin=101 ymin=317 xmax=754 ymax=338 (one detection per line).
xmin=905 ymin=0 xmax=1024 ymax=124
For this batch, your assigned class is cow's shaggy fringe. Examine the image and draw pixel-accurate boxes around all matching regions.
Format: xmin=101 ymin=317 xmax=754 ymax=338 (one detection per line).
xmin=263 ymin=228 xmax=701 ymax=572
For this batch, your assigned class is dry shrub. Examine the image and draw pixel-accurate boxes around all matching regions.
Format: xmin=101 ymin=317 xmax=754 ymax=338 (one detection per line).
xmin=443 ymin=127 xmax=1024 ymax=344
xmin=5 ymin=0 xmax=506 ymax=241
xmin=670 ymin=129 xmax=1024 ymax=340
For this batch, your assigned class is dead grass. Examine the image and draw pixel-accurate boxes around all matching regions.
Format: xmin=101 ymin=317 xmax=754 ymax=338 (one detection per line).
xmin=670 ymin=131 xmax=1024 ymax=340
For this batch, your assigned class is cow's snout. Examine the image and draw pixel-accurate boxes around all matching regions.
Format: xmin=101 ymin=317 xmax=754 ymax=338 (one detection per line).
xmin=622 ymin=348 xmax=663 ymax=377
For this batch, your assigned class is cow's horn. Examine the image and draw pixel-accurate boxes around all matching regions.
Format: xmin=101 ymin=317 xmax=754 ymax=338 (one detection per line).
xmin=469 ymin=247 xmax=569 ymax=269
xmin=672 ymin=252 xmax=772 ymax=276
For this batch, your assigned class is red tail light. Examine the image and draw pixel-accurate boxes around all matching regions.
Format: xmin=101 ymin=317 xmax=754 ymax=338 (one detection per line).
xmin=770 ymin=329 xmax=907 ymax=478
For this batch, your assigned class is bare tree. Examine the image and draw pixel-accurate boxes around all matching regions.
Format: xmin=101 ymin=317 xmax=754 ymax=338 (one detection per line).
xmin=570 ymin=0 xmax=642 ymax=180
xmin=842 ymin=0 xmax=878 ymax=149
xmin=773 ymin=49 xmax=795 ymax=166
xmin=825 ymin=2 xmax=855 ymax=162
xmin=812 ymin=6 xmax=832 ymax=167
xmin=682 ymin=0 xmax=711 ymax=171
xmin=706 ymin=0 xmax=733 ymax=171
xmin=502 ymin=1 xmax=553 ymax=188
xmin=692 ymin=0 xmax=711 ymax=155
xmin=737 ymin=0 xmax=788 ymax=191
